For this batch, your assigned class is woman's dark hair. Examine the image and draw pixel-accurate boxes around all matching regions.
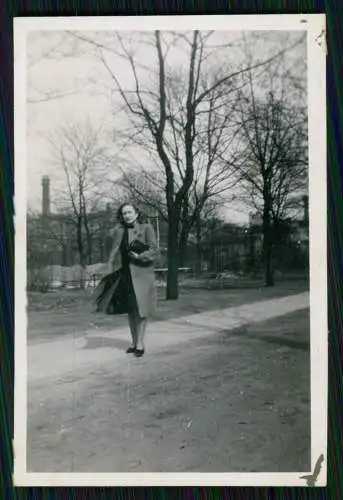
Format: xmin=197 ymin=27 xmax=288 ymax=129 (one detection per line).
xmin=116 ymin=202 xmax=145 ymax=225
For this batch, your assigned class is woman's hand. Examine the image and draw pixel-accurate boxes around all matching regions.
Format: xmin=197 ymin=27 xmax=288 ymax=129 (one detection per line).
xmin=128 ymin=251 xmax=139 ymax=259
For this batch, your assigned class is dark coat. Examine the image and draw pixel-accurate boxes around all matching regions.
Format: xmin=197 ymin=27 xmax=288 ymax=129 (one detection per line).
xmin=107 ymin=222 xmax=158 ymax=318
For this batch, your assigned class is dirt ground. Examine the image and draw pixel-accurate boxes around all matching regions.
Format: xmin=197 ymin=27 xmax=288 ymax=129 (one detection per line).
xmin=27 ymin=308 xmax=310 ymax=473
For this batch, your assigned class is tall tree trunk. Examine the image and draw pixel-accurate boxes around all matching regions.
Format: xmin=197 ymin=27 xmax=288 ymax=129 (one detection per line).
xmin=195 ymin=214 xmax=202 ymax=274
xmin=262 ymin=198 xmax=274 ymax=287
xmin=76 ymin=217 xmax=86 ymax=288
xmin=82 ymin=201 xmax=92 ymax=265
xmin=249 ymin=227 xmax=255 ymax=271
xmin=166 ymin=215 xmax=179 ymax=300
xmin=178 ymin=199 xmax=190 ymax=267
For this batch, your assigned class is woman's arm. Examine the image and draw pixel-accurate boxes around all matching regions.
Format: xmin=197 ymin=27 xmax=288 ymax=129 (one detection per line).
xmin=130 ymin=223 xmax=158 ymax=264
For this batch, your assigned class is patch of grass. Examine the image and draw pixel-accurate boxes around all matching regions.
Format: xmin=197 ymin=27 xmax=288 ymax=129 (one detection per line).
xmin=27 ymin=279 xmax=308 ymax=342
xmin=28 ymin=278 xmax=308 ymax=313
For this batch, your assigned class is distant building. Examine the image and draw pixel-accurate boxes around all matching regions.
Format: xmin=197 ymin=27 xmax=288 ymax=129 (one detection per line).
xmin=27 ymin=177 xmax=116 ymax=270
xmin=28 ymin=177 xmax=170 ymax=271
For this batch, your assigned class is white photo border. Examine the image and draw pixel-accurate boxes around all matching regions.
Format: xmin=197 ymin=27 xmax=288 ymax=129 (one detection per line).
xmin=13 ymin=13 xmax=327 ymax=487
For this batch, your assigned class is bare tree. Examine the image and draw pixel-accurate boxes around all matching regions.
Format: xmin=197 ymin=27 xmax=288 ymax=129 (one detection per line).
xmin=175 ymin=79 xmax=242 ymax=267
xmin=232 ymin=85 xmax=307 ymax=286
xmin=33 ymin=29 xmax=306 ymax=298
xmin=67 ymin=30 xmax=307 ymax=299
xmin=48 ymin=121 xmax=110 ymax=281
xmin=118 ymin=84 xmax=240 ymax=270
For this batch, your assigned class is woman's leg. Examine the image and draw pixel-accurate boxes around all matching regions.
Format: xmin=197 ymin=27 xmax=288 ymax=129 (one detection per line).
xmin=128 ymin=313 xmax=137 ymax=347
xmin=135 ymin=316 xmax=147 ymax=351
xmin=127 ymin=272 xmax=147 ymax=353
xmin=126 ymin=272 xmax=138 ymax=350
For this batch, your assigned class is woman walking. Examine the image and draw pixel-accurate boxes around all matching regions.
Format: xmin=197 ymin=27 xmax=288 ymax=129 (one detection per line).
xmin=95 ymin=203 xmax=158 ymax=357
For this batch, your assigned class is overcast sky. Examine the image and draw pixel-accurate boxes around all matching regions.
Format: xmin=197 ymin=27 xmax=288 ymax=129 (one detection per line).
xmin=25 ymin=29 xmax=306 ymax=223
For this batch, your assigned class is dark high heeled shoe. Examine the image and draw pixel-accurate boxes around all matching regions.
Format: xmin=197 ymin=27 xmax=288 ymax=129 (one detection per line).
xmin=126 ymin=346 xmax=136 ymax=354
xmin=134 ymin=348 xmax=145 ymax=358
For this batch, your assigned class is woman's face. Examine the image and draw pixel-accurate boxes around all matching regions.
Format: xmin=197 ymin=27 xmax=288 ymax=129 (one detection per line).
xmin=121 ymin=205 xmax=138 ymax=225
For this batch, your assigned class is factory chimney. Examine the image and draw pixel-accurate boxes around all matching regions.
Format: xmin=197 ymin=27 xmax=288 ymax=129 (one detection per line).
xmin=42 ymin=175 xmax=50 ymax=216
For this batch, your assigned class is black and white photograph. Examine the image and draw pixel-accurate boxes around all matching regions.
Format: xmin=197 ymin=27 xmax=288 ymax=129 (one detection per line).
xmin=14 ymin=15 xmax=327 ymax=486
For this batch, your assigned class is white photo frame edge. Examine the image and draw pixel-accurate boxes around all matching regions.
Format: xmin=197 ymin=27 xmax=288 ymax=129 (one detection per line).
xmin=13 ymin=13 xmax=327 ymax=487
